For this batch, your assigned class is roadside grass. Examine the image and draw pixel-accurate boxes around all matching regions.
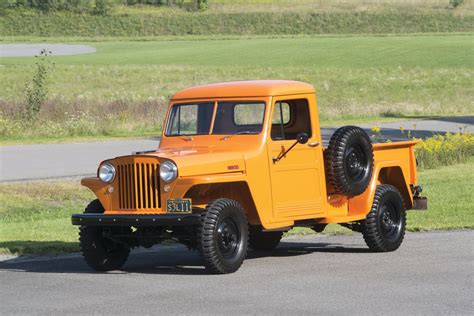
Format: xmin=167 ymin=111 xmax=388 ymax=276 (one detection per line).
xmin=407 ymin=157 xmax=474 ymax=230
xmin=1 ymin=35 xmax=473 ymax=143
xmin=0 ymin=157 xmax=472 ymax=255
xmin=0 ymin=181 xmax=94 ymax=254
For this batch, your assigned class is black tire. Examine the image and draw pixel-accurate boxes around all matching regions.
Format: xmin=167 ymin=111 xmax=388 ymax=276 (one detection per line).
xmin=198 ymin=198 xmax=248 ymax=274
xmin=361 ymin=185 xmax=406 ymax=252
xmin=249 ymin=225 xmax=283 ymax=251
xmin=79 ymin=199 xmax=131 ymax=271
xmin=325 ymin=126 xmax=373 ymax=196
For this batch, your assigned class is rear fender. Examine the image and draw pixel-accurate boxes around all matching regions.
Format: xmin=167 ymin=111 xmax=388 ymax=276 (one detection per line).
xmin=348 ymin=162 xmax=413 ymax=215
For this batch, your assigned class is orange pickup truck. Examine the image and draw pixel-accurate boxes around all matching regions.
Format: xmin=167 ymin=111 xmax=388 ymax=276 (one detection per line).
xmin=72 ymin=80 xmax=427 ymax=274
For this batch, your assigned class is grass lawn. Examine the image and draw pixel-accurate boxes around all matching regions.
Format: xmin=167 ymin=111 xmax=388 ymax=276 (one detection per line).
xmin=3 ymin=35 xmax=472 ymax=68
xmin=1 ymin=157 xmax=473 ymax=255
xmin=1 ymin=34 xmax=473 ymax=143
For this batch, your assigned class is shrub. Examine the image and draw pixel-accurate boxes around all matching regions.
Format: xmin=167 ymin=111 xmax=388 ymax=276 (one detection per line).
xmin=196 ymin=0 xmax=207 ymax=11
xmin=450 ymin=0 xmax=464 ymax=8
xmin=24 ymin=49 xmax=54 ymax=120
xmin=124 ymin=0 xmax=168 ymax=5
xmin=94 ymin=0 xmax=111 ymax=15
xmin=415 ymin=132 xmax=474 ymax=169
xmin=2 ymin=0 xmax=97 ymax=13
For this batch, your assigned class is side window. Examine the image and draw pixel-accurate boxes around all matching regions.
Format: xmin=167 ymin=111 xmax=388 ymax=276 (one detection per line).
xmin=271 ymin=99 xmax=312 ymax=141
xmin=272 ymin=102 xmax=291 ymax=125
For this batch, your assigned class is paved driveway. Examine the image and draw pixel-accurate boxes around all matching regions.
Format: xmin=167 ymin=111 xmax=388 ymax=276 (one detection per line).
xmin=0 ymin=230 xmax=472 ymax=315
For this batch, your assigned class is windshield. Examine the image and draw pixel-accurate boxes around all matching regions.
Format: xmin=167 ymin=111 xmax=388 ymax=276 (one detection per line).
xmin=166 ymin=101 xmax=266 ymax=136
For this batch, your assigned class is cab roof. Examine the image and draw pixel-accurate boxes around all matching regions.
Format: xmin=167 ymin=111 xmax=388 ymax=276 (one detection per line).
xmin=171 ymin=80 xmax=315 ymax=100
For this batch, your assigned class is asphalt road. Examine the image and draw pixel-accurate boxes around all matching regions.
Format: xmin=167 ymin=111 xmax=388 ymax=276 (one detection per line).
xmin=0 ymin=230 xmax=472 ymax=315
xmin=0 ymin=139 xmax=159 ymax=182
xmin=1 ymin=117 xmax=472 ymax=182
xmin=0 ymin=44 xmax=96 ymax=57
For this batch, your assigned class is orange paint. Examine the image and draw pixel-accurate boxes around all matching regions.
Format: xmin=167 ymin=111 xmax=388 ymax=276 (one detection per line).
xmin=82 ymin=81 xmax=421 ymax=229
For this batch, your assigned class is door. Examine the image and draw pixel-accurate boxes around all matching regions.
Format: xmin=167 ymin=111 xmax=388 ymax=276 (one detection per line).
xmin=267 ymin=98 xmax=324 ymax=221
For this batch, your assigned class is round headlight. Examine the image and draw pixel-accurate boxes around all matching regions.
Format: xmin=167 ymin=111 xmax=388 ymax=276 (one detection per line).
xmin=160 ymin=161 xmax=177 ymax=183
xmin=99 ymin=162 xmax=116 ymax=183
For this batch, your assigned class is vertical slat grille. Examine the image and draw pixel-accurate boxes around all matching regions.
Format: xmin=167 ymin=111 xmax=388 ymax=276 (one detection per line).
xmin=118 ymin=161 xmax=161 ymax=210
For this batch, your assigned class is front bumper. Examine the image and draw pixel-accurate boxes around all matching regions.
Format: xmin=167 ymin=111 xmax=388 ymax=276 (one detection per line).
xmin=71 ymin=213 xmax=201 ymax=227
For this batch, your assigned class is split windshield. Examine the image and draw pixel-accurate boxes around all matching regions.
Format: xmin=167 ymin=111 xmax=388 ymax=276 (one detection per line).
xmin=166 ymin=101 xmax=266 ymax=136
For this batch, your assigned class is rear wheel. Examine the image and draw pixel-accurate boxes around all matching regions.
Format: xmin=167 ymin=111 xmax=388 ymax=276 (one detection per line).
xmin=198 ymin=198 xmax=248 ymax=274
xmin=361 ymin=185 xmax=406 ymax=252
xmin=79 ymin=200 xmax=131 ymax=271
xmin=249 ymin=225 xmax=283 ymax=251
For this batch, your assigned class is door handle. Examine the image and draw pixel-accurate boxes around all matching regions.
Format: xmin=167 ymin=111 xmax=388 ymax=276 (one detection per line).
xmin=308 ymin=142 xmax=320 ymax=147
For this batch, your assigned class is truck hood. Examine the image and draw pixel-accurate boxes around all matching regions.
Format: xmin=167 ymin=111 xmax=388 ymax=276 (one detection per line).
xmin=153 ymin=147 xmax=245 ymax=177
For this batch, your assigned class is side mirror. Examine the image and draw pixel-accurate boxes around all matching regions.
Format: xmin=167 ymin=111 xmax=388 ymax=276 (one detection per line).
xmin=273 ymin=132 xmax=311 ymax=163
xmin=297 ymin=132 xmax=309 ymax=144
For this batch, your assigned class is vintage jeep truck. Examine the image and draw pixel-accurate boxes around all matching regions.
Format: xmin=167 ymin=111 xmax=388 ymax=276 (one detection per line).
xmin=72 ymin=80 xmax=427 ymax=274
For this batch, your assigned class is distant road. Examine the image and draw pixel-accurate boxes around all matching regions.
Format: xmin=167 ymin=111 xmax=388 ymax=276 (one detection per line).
xmin=1 ymin=117 xmax=472 ymax=182
xmin=0 ymin=44 xmax=96 ymax=57
xmin=0 ymin=231 xmax=472 ymax=315
xmin=0 ymin=139 xmax=159 ymax=182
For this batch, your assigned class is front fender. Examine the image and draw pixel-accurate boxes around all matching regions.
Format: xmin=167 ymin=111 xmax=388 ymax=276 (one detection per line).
xmin=81 ymin=177 xmax=112 ymax=210
xmin=170 ymin=172 xmax=246 ymax=202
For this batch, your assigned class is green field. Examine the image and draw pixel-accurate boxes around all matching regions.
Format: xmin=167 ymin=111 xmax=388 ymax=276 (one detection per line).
xmin=1 ymin=34 xmax=473 ymax=143
xmin=4 ymin=36 xmax=473 ymax=67
xmin=1 ymin=157 xmax=472 ymax=255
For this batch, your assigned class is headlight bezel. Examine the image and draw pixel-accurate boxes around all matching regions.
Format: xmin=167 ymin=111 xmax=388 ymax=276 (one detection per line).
xmin=160 ymin=160 xmax=178 ymax=183
xmin=98 ymin=162 xmax=116 ymax=183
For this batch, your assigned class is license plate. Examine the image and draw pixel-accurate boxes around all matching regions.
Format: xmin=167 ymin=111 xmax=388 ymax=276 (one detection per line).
xmin=166 ymin=198 xmax=192 ymax=214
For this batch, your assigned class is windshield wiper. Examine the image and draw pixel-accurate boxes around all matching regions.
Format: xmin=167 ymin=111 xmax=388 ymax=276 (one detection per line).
xmin=221 ymin=131 xmax=258 ymax=140
xmin=173 ymin=134 xmax=193 ymax=141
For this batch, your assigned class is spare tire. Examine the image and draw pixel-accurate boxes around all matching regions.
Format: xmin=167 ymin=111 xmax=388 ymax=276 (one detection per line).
xmin=325 ymin=126 xmax=373 ymax=197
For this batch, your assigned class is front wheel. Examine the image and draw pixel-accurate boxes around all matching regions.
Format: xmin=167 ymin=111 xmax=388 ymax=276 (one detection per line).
xmin=361 ymin=185 xmax=406 ymax=252
xmin=198 ymin=198 xmax=248 ymax=274
xmin=79 ymin=200 xmax=131 ymax=271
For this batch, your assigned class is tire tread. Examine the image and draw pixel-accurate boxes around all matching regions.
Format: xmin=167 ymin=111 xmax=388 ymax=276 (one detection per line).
xmin=361 ymin=184 xmax=406 ymax=252
xmin=198 ymin=198 xmax=248 ymax=274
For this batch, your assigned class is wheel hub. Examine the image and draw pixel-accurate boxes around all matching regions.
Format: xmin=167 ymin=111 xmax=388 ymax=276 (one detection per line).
xmin=217 ymin=218 xmax=240 ymax=258
xmin=345 ymin=145 xmax=368 ymax=181
xmin=380 ymin=202 xmax=402 ymax=241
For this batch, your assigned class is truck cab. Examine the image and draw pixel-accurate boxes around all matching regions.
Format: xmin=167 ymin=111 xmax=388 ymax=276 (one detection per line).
xmin=72 ymin=80 xmax=426 ymax=274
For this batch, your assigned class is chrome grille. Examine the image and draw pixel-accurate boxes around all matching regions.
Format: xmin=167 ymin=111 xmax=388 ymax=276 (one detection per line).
xmin=117 ymin=162 xmax=161 ymax=210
